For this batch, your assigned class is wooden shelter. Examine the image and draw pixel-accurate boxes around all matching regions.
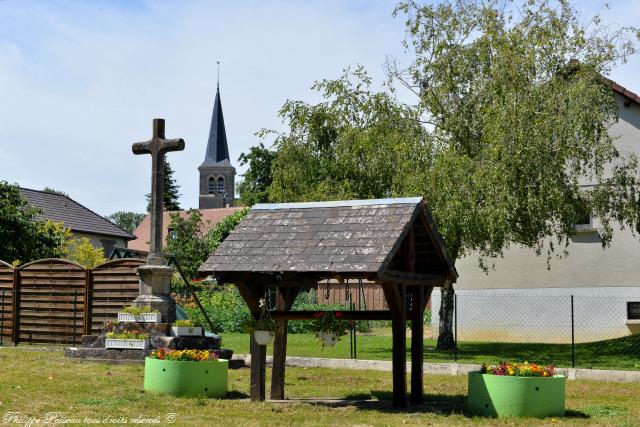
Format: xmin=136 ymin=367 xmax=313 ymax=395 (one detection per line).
xmin=199 ymin=197 xmax=458 ymax=407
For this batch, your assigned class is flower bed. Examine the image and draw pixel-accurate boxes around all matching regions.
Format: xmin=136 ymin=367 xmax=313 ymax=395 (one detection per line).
xmin=144 ymin=349 xmax=227 ymax=398
xmin=468 ymin=362 xmax=566 ymax=418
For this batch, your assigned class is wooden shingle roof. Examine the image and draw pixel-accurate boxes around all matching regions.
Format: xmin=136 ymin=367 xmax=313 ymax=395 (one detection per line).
xmin=199 ymin=197 xmax=457 ymax=282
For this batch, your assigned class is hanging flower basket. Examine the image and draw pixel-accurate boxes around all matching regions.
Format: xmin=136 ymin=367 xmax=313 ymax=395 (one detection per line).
xmin=315 ymin=331 xmax=338 ymax=347
xmin=241 ymin=298 xmax=276 ymax=346
xmin=144 ymin=349 xmax=227 ymax=398
xmin=254 ymin=330 xmax=275 ymax=346
xmin=312 ymin=311 xmax=349 ymax=348
xmin=468 ymin=362 xmax=566 ymax=418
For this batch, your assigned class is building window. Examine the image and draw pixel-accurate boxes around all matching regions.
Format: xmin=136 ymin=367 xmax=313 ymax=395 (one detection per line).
xmin=628 ymin=302 xmax=640 ymax=320
xmin=217 ymin=177 xmax=225 ymax=194
xmin=208 ymin=177 xmax=215 ymax=194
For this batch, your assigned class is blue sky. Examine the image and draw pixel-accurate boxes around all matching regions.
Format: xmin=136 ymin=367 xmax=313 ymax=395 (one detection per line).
xmin=1 ymin=0 xmax=639 ymax=216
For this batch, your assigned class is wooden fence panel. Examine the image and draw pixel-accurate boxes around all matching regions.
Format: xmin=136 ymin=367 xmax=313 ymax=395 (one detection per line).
xmin=0 ymin=261 xmax=14 ymax=344
xmin=90 ymin=259 xmax=144 ymax=334
xmin=317 ymin=280 xmax=388 ymax=310
xmin=17 ymin=259 xmax=87 ymax=344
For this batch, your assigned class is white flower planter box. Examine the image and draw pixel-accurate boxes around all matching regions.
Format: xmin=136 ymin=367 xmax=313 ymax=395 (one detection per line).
xmin=105 ymin=338 xmax=149 ymax=350
xmin=171 ymin=326 xmax=203 ymax=337
xmin=117 ymin=312 xmax=162 ymax=323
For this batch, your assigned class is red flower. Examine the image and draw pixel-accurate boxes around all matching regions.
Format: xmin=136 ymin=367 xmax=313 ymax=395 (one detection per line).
xmin=313 ymin=312 xmax=323 ymax=319
xmin=335 ymin=311 xmax=343 ymax=318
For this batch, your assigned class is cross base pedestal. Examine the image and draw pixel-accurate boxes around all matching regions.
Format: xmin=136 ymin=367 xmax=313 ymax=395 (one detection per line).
xmin=134 ymin=265 xmax=176 ymax=324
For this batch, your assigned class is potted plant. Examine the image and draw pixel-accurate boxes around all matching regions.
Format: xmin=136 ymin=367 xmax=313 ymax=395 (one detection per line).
xmin=144 ymin=348 xmax=228 ymax=397
xmin=312 ymin=311 xmax=349 ymax=347
xmin=242 ymin=298 xmax=276 ymax=345
xmin=171 ymin=319 xmax=203 ymax=337
xmin=468 ymin=361 xmax=566 ymax=418
xmin=117 ymin=305 xmax=162 ymax=323
xmin=105 ymin=331 xmax=150 ymax=350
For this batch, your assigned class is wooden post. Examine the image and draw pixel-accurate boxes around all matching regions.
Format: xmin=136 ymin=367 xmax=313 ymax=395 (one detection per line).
xmin=235 ymin=281 xmax=268 ymax=401
xmin=250 ymin=330 xmax=267 ymax=401
xmin=83 ymin=269 xmax=92 ymax=336
xmin=270 ymin=287 xmax=298 ymax=400
xmin=391 ymin=283 xmax=407 ymax=407
xmin=410 ymin=286 xmax=425 ymax=404
xmin=11 ymin=267 xmax=20 ymax=345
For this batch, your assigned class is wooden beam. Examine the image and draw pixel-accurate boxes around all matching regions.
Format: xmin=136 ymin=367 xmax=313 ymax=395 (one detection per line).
xmin=422 ymin=286 xmax=434 ymax=313
xmin=271 ymin=287 xmax=299 ymax=400
xmin=269 ymin=310 xmax=393 ymax=321
xmin=410 ymin=285 xmax=426 ymax=405
xmin=392 ymin=283 xmax=407 ymax=408
xmin=380 ymin=269 xmax=446 ymax=287
xmin=381 ymin=282 xmax=401 ymax=317
xmin=235 ymin=281 xmax=262 ymax=315
xmin=407 ymin=228 xmax=415 ymax=273
xmin=218 ymin=271 xmax=377 ymax=288
xmin=417 ymin=207 xmax=457 ymax=281
xmin=249 ymin=332 xmax=266 ymax=401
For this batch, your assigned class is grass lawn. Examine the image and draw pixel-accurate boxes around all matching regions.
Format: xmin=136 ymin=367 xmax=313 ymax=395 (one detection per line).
xmin=221 ymin=329 xmax=640 ymax=370
xmin=2 ymin=348 xmax=639 ymax=426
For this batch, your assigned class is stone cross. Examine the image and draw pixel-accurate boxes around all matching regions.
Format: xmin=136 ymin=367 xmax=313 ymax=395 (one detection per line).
xmin=132 ymin=118 xmax=185 ymax=265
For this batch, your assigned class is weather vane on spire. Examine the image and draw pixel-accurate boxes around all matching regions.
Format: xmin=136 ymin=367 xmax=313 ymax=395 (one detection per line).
xmin=217 ymin=60 xmax=220 ymax=88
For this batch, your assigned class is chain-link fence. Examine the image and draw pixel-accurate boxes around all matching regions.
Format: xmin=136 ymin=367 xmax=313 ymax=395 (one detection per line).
xmin=433 ymin=291 xmax=640 ymax=370
xmin=181 ymin=285 xmax=640 ymax=371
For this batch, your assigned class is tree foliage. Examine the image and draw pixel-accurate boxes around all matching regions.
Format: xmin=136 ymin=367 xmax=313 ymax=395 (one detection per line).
xmin=267 ymin=66 xmax=430 ymax=202
xmin=0 ymin=181 xmax=70 ymax=265
xmin=240 ymin=0 xmax=640 ymax=349
xmin=106 ymin=211 xmax=146 ymax=233
xmin=65 ymin=237 xmax=106 ymax=268
xmin=146 ymin=161 xmax=181 ymax=212
xmin=238 ymin=143 xmax=277 ymax=205
xmin=165 ymin=207 xmax=249 ymax=280
xmin=389 ymin=0 xmax=640 ymax=263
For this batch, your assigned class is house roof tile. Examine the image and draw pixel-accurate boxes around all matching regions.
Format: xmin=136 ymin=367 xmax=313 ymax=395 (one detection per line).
xmin=19 ymin=188 xmax=134 ymax=240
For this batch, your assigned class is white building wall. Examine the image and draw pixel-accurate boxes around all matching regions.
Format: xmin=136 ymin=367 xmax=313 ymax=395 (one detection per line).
xmin=433 ymin=92 xmax=640 ymax=343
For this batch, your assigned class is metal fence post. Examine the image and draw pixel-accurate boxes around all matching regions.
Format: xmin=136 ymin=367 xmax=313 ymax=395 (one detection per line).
xmin=454 ymin=293 xmax=458 ymax=362
xmin=571 ymin=295 xmax=575 ymax=368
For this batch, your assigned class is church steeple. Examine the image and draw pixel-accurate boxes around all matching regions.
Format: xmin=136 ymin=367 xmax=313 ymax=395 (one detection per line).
xmin=198 ymin=78 xmax=236 ymax=209
xmin=201 ymin=86 xmax=230 ymax=166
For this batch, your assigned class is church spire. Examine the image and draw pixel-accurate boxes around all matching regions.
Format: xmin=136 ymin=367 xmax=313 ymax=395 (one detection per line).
xmin=201 ymin=82 xmax=230 ymax=166
xmin=198 ymin=68 xmax=236 ymax=210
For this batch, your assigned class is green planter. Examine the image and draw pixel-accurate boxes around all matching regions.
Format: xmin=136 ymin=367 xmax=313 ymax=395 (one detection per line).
xmin=468 ymin=372 xmax=566 ymax=418
xmin=144 ymin=357 xmax=228 ymax=398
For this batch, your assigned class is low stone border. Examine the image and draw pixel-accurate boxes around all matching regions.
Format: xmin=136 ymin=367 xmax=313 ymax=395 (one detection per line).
xmin=233 ymin=354 xmax=640 ymax=383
